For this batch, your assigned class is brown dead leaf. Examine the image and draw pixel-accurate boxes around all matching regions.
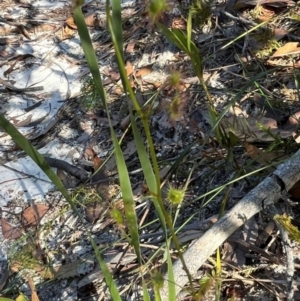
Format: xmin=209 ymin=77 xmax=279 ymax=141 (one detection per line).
xmin=84 ymin=13 xmax=100 ymax=27
xmin=273 ymin=28 xmax=288 ymax=41
xmin=114 ymin=86 xmax=123 ymax=95
xmin=65 ymin=13 xmax=100 ymax=30
xmin=65 ymin=16 xmax=77 ymax=29
xmin=142 ymin=79 xmax=162 ymax=90
xmin=21 ymin=204 xmax=49 ymax=227
xmin=267 ymin=59 xmax=300 ymax=68
xmin=126 ymin=39 xmax=136 ymax=53
xmin=272 ymin=42 xmax=300 ymax=57
xmin=282 ymin=111 xmax=300 ymax=131
xmin=135 ymin=64 xmax=153 ymax=77
xmin=103 ymin=67 xmax=120 ymax=81
xmin=62 ymin=26 xmax=75 ymax=39
xmin=244 ymin=142 xmax=276 ymax=171
xmin=1 ymin=218 xmax=23 ymax=240
xmin=126 ymin=60 xmax=134 ymax=77
xmin=27 ymin=275 xmax=40 ymax=301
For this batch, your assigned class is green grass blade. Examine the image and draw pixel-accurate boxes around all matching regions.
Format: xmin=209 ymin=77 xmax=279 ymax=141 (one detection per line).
xmin=167 ymin=246 xmax=176 ymax=301
xmin=142 ymin=276 xmax=151 ymax=301
xmin=73 ymin=7 xmax=106 ymax=108
xmin=111 ymin=130 xmax=142 ymax=264
xmin=130 ymin=111 xmax=169 ymax=238
xmin=89 ymin=235 xmax=122 ymax=301
xmin=111 ymin=0 xmax=125 ymax=87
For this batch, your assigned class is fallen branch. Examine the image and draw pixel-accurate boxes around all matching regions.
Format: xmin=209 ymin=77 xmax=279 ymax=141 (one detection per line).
xmin=160 ymin=150 xmax=300 ymax=300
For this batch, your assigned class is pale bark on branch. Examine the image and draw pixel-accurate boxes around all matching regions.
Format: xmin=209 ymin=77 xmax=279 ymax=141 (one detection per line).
xmin=160 ymin=150 xmax=300 ymax=300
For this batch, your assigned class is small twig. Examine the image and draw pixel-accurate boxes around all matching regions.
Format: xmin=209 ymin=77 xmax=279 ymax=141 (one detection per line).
xmin=228 ymin=237 xmax=283 ymax=265
xmin=44 ymin=157 xmax=89 ymax=182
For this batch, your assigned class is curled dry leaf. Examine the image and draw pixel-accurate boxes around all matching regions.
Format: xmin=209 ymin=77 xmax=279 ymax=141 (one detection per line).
xmin=84 ymin=13 xmax=100 ymax=27
xmin=126 ymin=60 xmax=134 ymax=76
xmin=135 ymin=64 xmax=153 ymax=77
xmin=282 ymin=111 xmax=300 ymax=131
xmin=65 ymin=16 xmax=77 ymax=29
xmin=271 ymin=42 xmax=300 ymax=57
xmin=126 ymin=39 xmax=136 ymax=53
xmin=65 ymin=13 xmax=100 ymax=30
xmin=1 ymin=218 xmax=23 ymax=240
xmin=244 ymin=142 xmax=277 ymax=169
xmin=21 ymin=204 xmax=49 ymax=227
xmin=27 ymin=275 xmax=40 ymax=301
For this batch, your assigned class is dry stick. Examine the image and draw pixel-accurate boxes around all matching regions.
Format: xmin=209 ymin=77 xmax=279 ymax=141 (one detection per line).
xmin=160 ymin=150 xmax=300 ymax=300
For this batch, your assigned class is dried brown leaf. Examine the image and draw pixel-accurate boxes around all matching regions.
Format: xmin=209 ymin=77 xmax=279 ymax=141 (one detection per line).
xmin=244 ymin=142 xmax=271 ymax=165
xmin=126 ymin=39 xmax=136 ymax=53
xmin=21 ymin=204 xmax=49 ymax=227
xmin=65 ymin=13 xmax=99 ymax=30
xmin=267 ymin=59 xmax=300 ymax=68
xmin=27 ymin=275 xmax=40 ymax=301
xmin=273 ymin=28 xmax=288 ymax=41
xmin=62 ymin=26 xmax=75 ymax=39
xmin=84 ymin=13 xmax=100 ymax=27
xmin=126 ymin=60 xmax=134 ymax=77
xmin=1 ymin=218 xmax=23 ymax=240
xmin=65 ymin=16 xmax=77 ymax=29
xmin=135 ymin=64 xmax=153 ymax=77
xmin=282 ymin=111 xmax=300 ymax=131
xmin=272 ymin=42 xmax=300 ymax=57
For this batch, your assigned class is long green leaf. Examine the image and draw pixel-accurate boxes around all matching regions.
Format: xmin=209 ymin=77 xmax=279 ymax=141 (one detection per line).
xmin=167 ymin=246 xmax=176 ymax=301
xmin=130 ymin=113 xmax=167 ymax=227
xmin=111 ymin=130 xmax=142 ymax=264
xmin=73 ymin=7 xmax=106 ymax=107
